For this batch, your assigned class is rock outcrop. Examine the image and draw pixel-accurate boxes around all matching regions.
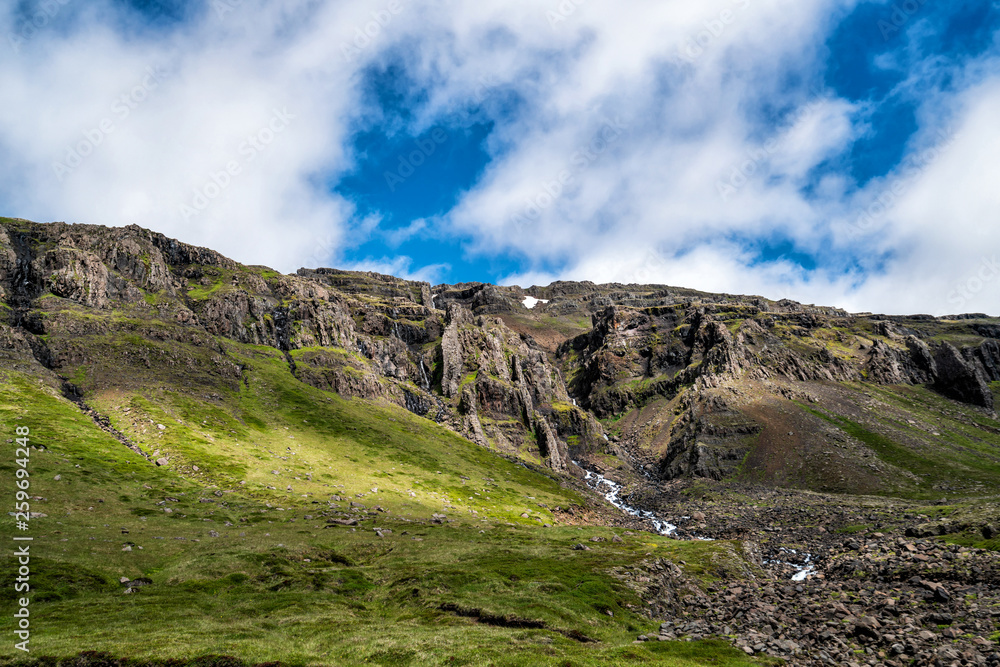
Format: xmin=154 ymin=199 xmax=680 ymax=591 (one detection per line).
xmin=934 ymin=343 xmax=994 ymax=409
xmin=0 ymin=219 xmax=595 ymax=470
xmin=2 ymin=218 xmax=998 ymax=483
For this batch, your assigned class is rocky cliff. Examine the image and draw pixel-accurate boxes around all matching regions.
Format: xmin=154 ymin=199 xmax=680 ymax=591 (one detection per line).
xmin=2 ymin=218 xmax=998 ymax=495
xmin=0 ymin=219 xmax=602 ymax=472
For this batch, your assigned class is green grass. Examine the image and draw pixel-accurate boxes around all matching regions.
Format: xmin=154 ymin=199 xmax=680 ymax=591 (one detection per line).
xmin=938 ymin=532 xmax=1000 ymax=552
xmin=0 ymin=363 xmax=773 ymax=666
xmin=0 ymin=519 xmax=768 ymax=665
xmin=798 ymin=394 xmax=1000 ymax=499
xmin=184 ymin=267 xmax=234 ymax=300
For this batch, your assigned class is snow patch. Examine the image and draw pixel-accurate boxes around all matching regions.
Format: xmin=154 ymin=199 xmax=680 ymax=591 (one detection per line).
xmin=522 ymin=296 xmax=549 ymax=309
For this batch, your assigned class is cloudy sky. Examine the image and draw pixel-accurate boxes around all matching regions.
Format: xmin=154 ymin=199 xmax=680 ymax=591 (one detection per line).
xmin=1 ymin=0 xmax=998 ymax=315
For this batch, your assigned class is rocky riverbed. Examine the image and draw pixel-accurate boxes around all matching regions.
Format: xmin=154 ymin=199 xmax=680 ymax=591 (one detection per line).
xmin=580 ymin=476 xmax=1000 ymax=666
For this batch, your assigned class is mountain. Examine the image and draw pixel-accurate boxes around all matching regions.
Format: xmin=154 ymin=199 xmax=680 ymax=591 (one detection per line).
xmin=5 ymin=217 xmax=998 ymax=496
xmin=2 ymin=217 xmax=999 ymax=666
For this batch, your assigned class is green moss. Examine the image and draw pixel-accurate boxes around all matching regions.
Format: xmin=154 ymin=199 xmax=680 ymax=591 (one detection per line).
xmin=250 ymin=266 xmax=282 ymax=280
xmin=939 ymin=532 xmax=1000 ymax=552
xmin=142 ymin=290 xmax=172 ymax=306
xmin=184 ymin=267 xmax=234 ymax=300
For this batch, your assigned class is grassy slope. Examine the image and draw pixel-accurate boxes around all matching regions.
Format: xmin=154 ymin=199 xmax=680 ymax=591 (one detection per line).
xmin=0 ymin=356 xmax=772 ymax=666
xmin=795 ymin=383 xmax=1000 ymax=500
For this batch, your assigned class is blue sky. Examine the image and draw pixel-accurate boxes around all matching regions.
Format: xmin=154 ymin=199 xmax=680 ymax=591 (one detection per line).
xmin=1 ymin=0 xmax=998 ymax=314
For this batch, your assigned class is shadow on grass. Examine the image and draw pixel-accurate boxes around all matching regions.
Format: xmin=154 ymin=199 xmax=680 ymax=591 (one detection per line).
xmin=0 ymin=652 xmax=297 ymax=667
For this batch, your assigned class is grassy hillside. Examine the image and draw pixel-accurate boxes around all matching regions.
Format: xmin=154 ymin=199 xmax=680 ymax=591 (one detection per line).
xmin=0 ymin=360 xmax=773 ymax=666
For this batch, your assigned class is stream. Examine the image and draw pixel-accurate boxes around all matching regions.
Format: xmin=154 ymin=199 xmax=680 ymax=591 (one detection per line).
xmin=575 ymin=462 xmax=815 ymax=580
xmin=576 ymin=463 xmax=679 ymax=536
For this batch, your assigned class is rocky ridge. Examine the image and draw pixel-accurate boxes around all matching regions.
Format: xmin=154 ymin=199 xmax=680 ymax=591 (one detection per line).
xmin=2 ymin=218 xmax=999 ymax=491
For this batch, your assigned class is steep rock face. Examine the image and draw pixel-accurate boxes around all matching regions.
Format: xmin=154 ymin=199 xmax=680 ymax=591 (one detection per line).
xmin=550 ymin=298 xmax=999 ymax=484
xmin=903 ymin=336 xmax=938 ymax=382
xmin=972 ymin=339 xmax=1000 ymax=382
xmin=0 ymin=226 xmax=16 ymax=303
xmin=0 ymin=220 xmax=588 ymax=471
xmin=561 ymin=302 xmax=997 ymax=418
xmin=458 ymin=385 xmax=490 ymax=448
xmin=656 ymin=391 xmax=761 ymax=481
xmin=687 ymin=314 xmax=758 ymax=380
xmin=865 ymin=339 xmax=906 ymax=384
xmin=441 ymin=304 xmax=467 ymax=399
xmin=3 ymin=219 xmax=999 ymax=487
xmin=0 ymin=322 xmax=41 ymax=370
xmin=432 ymin=303 xmax=582 ymax=466
xmin=292 ymin=348 xmax=394 ymax=403
xmin=934 ymin=343 xmax=994 ymax=409
xmin=545 ymin=402 xmax=608 ymax=457
xmin=973 ymin=323 xmax=1000 ymax=339
xmin=533 ymin=414 xmax=569 ymax=470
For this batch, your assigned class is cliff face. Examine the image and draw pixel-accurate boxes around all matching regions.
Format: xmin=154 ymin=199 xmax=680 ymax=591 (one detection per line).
xmin=0 ymin=219 xmax=600 ymax=469
xmin=2 ymin=218 xmax=999 ymax=492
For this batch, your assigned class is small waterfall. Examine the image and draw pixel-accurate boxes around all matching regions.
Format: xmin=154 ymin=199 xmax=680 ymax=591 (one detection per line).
xmin=419 ymin=359 xmax=431 ymax=390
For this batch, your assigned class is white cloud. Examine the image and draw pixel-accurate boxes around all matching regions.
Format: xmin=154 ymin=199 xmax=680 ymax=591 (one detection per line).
xmin=0 ymin=0 xmax=355 ymax=272
xmin=0 ymin=0 xmax=997 ymax=316
xmin=341 ymin=255 xmax=449 ymax=284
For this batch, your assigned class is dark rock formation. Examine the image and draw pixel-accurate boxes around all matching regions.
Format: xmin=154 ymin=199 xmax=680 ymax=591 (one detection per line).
xmin=2 ymin=218 xmax=998 ymax=483
xmin=934 ymin=343 xmax=994 ymax=409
